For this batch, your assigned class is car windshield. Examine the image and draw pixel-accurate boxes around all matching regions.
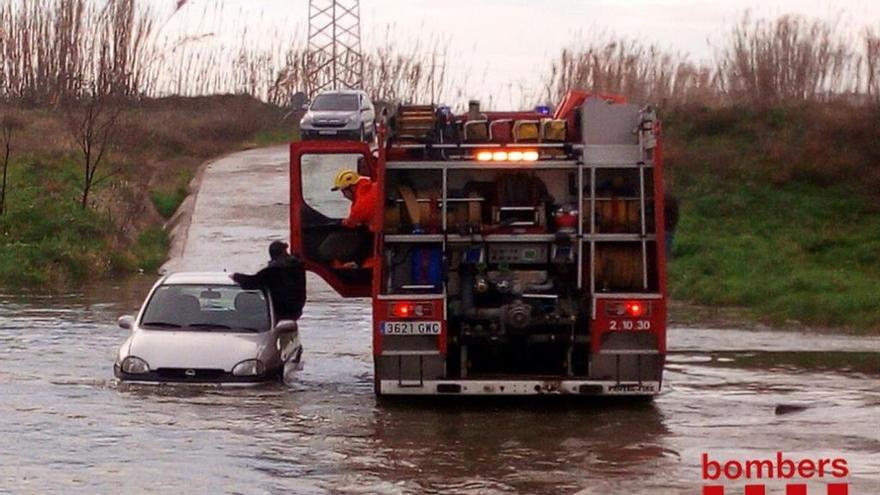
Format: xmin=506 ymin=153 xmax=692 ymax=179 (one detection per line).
xmin=310 ymin=93 xmax=359 ymax=111
xmin=140 ymin=284 xmax=270 ymax=332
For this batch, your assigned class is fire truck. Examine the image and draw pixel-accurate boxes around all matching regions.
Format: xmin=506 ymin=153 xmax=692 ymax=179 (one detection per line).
xmin=290 ymin=92 xmax=668 ymax=396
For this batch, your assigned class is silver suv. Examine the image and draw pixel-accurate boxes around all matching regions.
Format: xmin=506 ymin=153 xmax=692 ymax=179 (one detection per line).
xmin=299 ymin=89 xmax=376 ymax=141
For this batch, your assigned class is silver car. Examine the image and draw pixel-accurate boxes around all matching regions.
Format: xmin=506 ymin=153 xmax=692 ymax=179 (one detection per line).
xmin=114 ymin=272 xmax=303 ymax=385
xmin=299 ymin=89 xmax=376 ymax=141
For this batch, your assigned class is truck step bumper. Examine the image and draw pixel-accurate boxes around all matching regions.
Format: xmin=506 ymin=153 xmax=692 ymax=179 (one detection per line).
xmin=378 ymin=379 xmax=660 ymax=396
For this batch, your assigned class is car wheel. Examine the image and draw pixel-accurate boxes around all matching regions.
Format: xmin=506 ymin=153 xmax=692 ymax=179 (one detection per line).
xmin=359 ymin=124 xmax=366 ymax=142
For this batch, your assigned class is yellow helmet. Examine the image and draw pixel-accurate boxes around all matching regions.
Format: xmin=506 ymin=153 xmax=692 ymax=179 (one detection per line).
xmin=331 ymin=169 xmax=360 ymax=191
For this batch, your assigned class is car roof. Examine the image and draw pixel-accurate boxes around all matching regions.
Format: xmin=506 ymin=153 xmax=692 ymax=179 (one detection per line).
xmin=162 ymin=272 xmax=238 ymax=286
xmin=315 ymin=89 xmax=366 ymax=96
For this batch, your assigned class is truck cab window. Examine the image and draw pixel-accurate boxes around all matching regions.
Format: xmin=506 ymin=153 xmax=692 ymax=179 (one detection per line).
xmin=301 ymin=153 xmax=363 ymax=220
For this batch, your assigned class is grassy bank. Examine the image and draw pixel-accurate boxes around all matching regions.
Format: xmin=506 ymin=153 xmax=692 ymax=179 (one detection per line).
xmin=0 ymin=95 xmax=293 ymax=287
xmin=0 ymin=155 xmax=163 ymax=285
xmin=665 ymin=104 xmax=880 ymax=333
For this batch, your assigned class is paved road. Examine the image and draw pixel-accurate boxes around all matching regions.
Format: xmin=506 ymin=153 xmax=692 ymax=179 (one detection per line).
xmin=162 ymin=145 xmax=292 ymax=275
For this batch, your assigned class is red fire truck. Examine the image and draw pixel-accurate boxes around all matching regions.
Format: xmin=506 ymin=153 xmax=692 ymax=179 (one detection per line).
xmin=290 ymin=92 xmax=668 ymax=396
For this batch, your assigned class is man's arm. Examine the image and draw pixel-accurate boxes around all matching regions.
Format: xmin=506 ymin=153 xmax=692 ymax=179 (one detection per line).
xmin=232 ymin=267 xmax=271 ymax=290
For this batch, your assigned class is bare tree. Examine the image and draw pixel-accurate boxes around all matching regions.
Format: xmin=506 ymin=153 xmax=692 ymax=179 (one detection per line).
xmin=1 ymin=113 xmax=24 ymax=215
xmin=63 ymin=88 xmax=123 ymax=210
xmin=865 ymin=28 xmax=880 ymax=101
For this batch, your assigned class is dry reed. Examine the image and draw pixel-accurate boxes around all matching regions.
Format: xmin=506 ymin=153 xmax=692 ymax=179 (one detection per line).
xmin=542 ymin=14 xmax=880 ymax=108
xmin=543 ymin=36 xmax=718 ymax=107
xmin=0 ymin=0 xmax=157 ymax=104
xmin=2 ymin=2 xmax=880 ymax=109
xmin=715 ymin=14 xmax=858 ymax=106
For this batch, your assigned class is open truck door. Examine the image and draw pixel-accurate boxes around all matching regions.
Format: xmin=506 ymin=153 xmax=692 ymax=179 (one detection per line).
xmin=290 ymin=141 xmax=376 ymax=298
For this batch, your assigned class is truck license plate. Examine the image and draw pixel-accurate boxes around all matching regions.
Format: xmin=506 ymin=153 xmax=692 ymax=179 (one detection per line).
xmin=381 ymin=321 xmax=441 ymax=336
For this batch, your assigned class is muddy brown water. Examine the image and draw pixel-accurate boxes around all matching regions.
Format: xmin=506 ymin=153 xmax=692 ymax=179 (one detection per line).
xmin=1 ymin=147 xmax=878 ymax=494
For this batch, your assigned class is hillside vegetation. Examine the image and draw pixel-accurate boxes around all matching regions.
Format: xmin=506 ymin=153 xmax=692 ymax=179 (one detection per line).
xmin=664 ymin=104 xmax=880 ymax=332
xmin=0 ymin=96 xmax=290 ymax=287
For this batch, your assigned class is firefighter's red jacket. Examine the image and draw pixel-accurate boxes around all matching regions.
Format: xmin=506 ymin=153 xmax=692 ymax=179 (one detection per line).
xmin=342 ymin=177 xmax=378 ymax=231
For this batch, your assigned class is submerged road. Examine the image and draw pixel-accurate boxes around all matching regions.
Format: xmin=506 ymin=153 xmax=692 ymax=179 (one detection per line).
xmin=0 ymin=146 xmax=878 ymax=494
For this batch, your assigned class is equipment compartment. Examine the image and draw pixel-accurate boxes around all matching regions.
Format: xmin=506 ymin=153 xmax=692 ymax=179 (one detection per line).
xmin=382 ymin=242 xmax=444 ymax=295
xmin=446 ymin=168 xmax=579 ymax=235
xmin=384 ymin=169 xmax=443 ymax=234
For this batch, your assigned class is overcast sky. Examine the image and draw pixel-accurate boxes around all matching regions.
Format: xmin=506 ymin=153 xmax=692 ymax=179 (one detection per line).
xmin=166 ymin=0 xmax=880 ymax=106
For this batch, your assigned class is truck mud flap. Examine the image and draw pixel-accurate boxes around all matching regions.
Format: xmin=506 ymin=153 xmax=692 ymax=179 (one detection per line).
xmin=590 ymin=331 xmax=664 ymax=384
xmin=376 ymin=353 xmax=445 ymax=388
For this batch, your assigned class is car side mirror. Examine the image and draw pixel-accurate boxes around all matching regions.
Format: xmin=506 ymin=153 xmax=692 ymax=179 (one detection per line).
xmin=118 ymin=315 xmax=134 ymax=330
xmin=276 ymin=320 xmax=298 ymax=334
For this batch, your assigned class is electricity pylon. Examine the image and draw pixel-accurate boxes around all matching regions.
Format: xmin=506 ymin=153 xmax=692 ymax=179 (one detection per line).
xmin=306 ymin=0 xmax=364 ymax=96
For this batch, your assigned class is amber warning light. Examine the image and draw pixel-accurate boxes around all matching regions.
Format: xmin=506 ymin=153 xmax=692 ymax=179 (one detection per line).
xmin=476 ymin=150 xmax=539 ymax=162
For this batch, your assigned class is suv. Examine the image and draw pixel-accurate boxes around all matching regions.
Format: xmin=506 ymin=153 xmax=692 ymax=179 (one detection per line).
xmin=299 ymin=89 xmax=376 ymax=141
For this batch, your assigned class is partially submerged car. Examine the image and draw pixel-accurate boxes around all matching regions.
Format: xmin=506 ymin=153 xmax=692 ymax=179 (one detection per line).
xmin=299 ymin=89 xmax=376 ymax=141
xmin=114 ymin=272 xmax=302 ymax=384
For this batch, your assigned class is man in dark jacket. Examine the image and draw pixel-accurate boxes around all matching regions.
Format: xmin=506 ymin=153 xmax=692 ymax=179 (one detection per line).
xmin=664 ymin=193 xmax=680 ymax=258
xmin=231 ymin=241 xmax=306 ymax=321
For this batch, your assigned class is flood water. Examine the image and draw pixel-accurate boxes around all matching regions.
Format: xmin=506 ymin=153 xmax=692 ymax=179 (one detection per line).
xmin=1 ymin=279 xmax=878 ymax=494
xmin=1 ymin=146 xmax=878 ymax=494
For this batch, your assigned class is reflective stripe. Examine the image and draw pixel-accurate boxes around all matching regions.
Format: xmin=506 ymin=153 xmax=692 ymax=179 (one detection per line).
xmin=378 ymin=380 xmax=660 ymax=396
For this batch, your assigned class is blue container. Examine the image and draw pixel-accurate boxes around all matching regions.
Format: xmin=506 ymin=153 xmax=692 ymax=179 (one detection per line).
xmin=411 ymin=246 xmax=443 ymax=288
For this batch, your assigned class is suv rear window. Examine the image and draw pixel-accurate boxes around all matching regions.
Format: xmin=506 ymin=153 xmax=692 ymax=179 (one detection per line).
xmin=310 ymin=94 xmax=359 ymax=111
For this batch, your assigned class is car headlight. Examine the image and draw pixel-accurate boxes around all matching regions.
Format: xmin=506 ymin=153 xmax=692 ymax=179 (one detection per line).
xmin=232 ymin=359 xmax=265 ymax=377
xmin=121 ymin=356 xmax=150 ymax=374
xmin=346 ymin=114 xmax=358 ymax=123
xmin=300 ymin=115 xmax=313 ymax=125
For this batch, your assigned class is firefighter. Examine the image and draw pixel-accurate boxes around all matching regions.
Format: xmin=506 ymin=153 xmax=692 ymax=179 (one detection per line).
xmin=319 ymin=169 xmax=377 ymax=269
xmin=231 ymin=241 xmax=307 ymax=321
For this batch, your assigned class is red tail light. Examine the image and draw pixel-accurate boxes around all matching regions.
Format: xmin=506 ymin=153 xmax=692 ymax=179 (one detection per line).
xmin=391 ymin=303 xmax=412 ymax=318
xmin=606 ymin=300 xmax=652 ymax=318
xmin=389 ymin=301 xmax=434 ymax=319
xmin=625 ymin=302 xmax=644 ymax=317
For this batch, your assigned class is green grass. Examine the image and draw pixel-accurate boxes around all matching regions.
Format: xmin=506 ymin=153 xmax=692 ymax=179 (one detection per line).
xmin=149 ymin=166 xmax=194 ymax=219
xmin=252 ymin=124 xmax=300 ymax=147
xmin=668 ymin=177 xmax=880 ymax=332
xmin=150 ymin=186 xmax=188 ymax=219
xmin=131 ymin=226 xmax=169 ymax=273
xmin=0 ymin=156 xmax=165 ymax=286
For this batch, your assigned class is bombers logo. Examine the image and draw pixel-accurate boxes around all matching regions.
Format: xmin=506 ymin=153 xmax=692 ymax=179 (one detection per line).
xmin=701 ymin=452 xmax=850 ymax=494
